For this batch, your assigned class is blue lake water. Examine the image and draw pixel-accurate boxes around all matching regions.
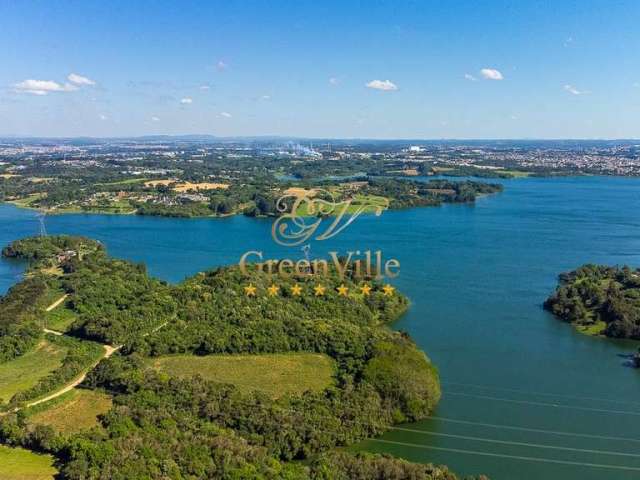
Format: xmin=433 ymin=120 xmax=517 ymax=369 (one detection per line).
xmin=1 ymin=176 xmax=640 ymax=479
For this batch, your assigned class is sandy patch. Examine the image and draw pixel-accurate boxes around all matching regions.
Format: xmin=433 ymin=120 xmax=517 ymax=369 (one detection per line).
xmin=145 ymin=179 xmax=178 ymax=187
xmin=173 ymin=182 xmax=230 ymax=192
xmin=283 ymin=187 xmax=317 ymax=198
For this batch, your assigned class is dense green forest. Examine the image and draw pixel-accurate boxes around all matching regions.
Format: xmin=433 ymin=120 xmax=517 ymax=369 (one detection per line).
xmin=0 ymin=235 xmax=486 ymax=479
xmin=544 ymin=264 xmax=640 ymax=338
xmin=0 ymin=276 xmax=49 ymax=363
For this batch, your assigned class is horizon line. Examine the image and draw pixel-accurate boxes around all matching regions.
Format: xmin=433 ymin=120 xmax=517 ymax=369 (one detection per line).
xmin=2 ymin=134 xmax=640 ymax=142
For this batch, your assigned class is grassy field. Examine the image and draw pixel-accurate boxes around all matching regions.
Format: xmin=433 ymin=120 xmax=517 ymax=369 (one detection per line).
xmin=0 ymin=446 xmax=57 ymax=480
xmin=0 ymin=341 xmax=67 ymax=403
xmin=149 ymin=353 xmax=335 ymax=398
xmin=27 ymin=389 xmax=112 ymax=435
xmin=577 ymin=320 xmax=607 ymax=336
xmin=8 ymin=193 xmax=45 ymax=208
xmin=498 ymin=169 xmax=532 ymax=178
xmin=44 ymin=306 xmax=78 ymax=332
xmin=39 ymin=287 xmax=66 ymax=309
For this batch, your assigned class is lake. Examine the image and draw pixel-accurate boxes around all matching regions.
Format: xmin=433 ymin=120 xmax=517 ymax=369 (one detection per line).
xmin=1 ymin=175 xmax=640 ymax=479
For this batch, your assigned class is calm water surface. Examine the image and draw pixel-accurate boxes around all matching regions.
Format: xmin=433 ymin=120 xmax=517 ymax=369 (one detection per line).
xmin=1 ymin=176 xmax=640 ymax=479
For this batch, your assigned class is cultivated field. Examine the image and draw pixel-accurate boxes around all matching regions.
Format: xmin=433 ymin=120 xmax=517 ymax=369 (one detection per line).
xmin=27 ymin=389 xmax=112 ymax=435
xmin=0 ymin=446 xmax=57 ymax=480
xmin=0 ymin=341 xmax=66 ymax=403
xmin=149 ymin=352 xmax=335 ymax=398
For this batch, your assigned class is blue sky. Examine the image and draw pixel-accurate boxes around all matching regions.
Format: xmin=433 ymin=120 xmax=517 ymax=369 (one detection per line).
xmin=1 ymin=0 xmax=639 ymax=138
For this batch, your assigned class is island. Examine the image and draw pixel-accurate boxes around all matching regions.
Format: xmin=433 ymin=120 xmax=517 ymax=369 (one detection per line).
xmin=0 ymin=235 xmax=488 ymax=479
xmin=544 ymin=264 xmax=640 ymax=340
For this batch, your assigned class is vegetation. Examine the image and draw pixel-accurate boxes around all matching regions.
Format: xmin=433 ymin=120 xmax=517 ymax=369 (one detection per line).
xmin=0 ymin=235 xmax=487 ymax=479
xmin=0 ymin=278 xmax=47 ymax=364
xmin=425 ymin=164 xmax=531 ymax=179
xmin=61 ymin=252 xmax=177 ymax=345
xmin=0 ymin=340 xmax=67 ymax=404
xmin=0 ymin=445 xmax=57 ymax=480
xmin=43 ymin=304 xmax=77 ymax=333
xmin=544 ymin=264 xmax=640 ymax=338
xmin=149 ymin=352 xmax=335 ymax=398
xmin=26 ymin=389 xmax=112 ymax=435
xmin=2 ymin=235 xmax=102 ymax=270
xmin=6 ymin=334 xmax=104 ymax=409
xmin=309 ymin=451 xmax=488 ymax=480
xmin=0 ymin=237 xmax=100 ymax=365
xmin=361 ymin=178 xmax=502 ymax=209
xmin=0 ymin=148 xmax=504 ymax=219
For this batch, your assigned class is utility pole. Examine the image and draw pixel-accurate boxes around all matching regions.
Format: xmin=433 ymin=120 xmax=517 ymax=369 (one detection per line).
xmin=37 ymin=211 xmax=47 ymax=237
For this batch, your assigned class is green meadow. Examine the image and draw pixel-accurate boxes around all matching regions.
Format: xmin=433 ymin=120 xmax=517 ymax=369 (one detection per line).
xmin=27 ymin=389 xmax=112 ymax=435
xmin=0 ymin=341 xmax=67 ymax=404
xmin=44 ymin=306 xmax=78 ymax=332
xmin=0 ymin=445 xmax=57 ymax=480
xmin=149 ymin=352 xmax=335 ymax=398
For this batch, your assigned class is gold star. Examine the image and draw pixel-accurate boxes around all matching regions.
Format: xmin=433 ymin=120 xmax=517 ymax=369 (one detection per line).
xmin=314 ymin=284 xmax=326 ymax=296
xmin=360 ymin=284 xmax=372 ymax=296
xmin=267 ymin=284 xmax=279 ymax=296
xmin=244 ymin=284 xmax=257 ymax=296
xmin=382 ymin=284 xmax=395 ymax=296
xmin=337 ymin=284 xmax=349 ymax=296
xmin=290 ymin=284 xmax=302 ymax=296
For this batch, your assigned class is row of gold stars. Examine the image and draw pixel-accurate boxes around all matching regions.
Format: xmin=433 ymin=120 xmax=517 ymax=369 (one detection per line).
xmin=243 ymin=283 xmax=395 ymax=297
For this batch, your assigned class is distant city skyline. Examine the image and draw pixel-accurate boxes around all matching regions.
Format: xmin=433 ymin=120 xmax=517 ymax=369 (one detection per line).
xmin=1 ymin=0 xmax=639 ymax=139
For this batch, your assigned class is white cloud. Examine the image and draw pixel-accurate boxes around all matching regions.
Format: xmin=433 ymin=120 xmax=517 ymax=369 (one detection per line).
xmin=220 ymin=111 xmax=232 ymax=118
xmin=564 ymin=84 xmax=588 ymax=95
xmin=68 ymin=73 xmax=95 ymax=86
xmin=151 ymin=116 xmax=160 ymax=122
xmin=329 ymin=77 xmax=339 ymax=86
xmin=180 ymin=97 xmax=193 ymax=104
xmin=200 ymin=85 xmax=211 ymax=90
xmin=260 ymin=95 xmax=271 ymax=100
xmin=99 ymin=114 xmax=107 ymax=121
xmin=480 ymin=68 xmax=503 ymax=80
xmin=216 ymin=60 xmax=228 ymax=72
xmin=365 ymin=79 xmax=398 ymax=91
xmin=13 ymin=79 xmax=77 ymax=95
xmin=464 ymin=73 xmax=477 ymax=81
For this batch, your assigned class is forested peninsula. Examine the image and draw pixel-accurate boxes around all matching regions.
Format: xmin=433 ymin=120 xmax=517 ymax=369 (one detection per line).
xmin=544 ymin=264 xmax=640 ymax=339
xmin=0 ymin=235 xmax=488 ymax=480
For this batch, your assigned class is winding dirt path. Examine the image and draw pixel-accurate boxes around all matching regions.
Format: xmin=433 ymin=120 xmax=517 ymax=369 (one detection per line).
xmin=15 ymin=297 xmax=123 ymax=409
xmin=25 ymin=344 xmax=121 ymax=408
xmin=6 ymin=296 xmax=169 ymax=411
xmin=45 ymin=294 xmax=68 ymax=312
xmin=43 ymin=328 xmax=63 ymax=336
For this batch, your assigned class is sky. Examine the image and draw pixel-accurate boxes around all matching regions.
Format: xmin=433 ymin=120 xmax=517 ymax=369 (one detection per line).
xmin=1 ymin=0 xmax=639 ymax=139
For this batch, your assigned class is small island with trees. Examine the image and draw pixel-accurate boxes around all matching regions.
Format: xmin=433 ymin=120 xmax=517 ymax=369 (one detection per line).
xmin=544 ymin=264 xmax=640 ymax=365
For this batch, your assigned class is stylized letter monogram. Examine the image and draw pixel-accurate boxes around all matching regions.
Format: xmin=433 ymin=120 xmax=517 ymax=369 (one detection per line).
xmin=271 ymin=190 xmax=389 ymax=246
